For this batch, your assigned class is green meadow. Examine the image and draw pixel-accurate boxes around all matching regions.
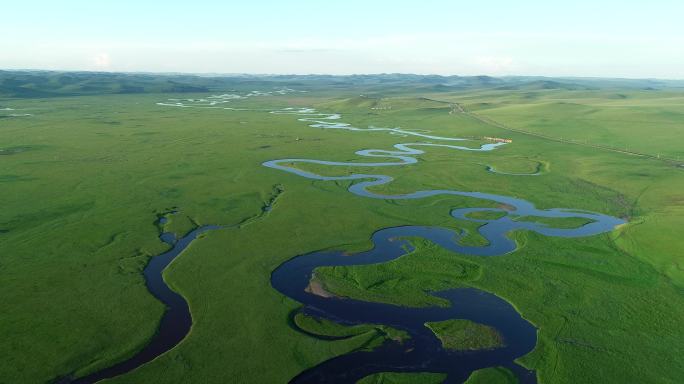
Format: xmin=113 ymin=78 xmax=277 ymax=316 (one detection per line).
xmin=464 ymin=367 xmax=519 ymax=384
xmin=424 ymin=319 xmax=504 ymax=351
xmin=1 ymin=72 xmax=683 ymax=383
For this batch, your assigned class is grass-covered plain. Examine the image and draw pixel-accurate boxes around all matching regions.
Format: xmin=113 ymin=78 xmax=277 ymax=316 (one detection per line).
xmin=464 ymin=367 xmax=518 ymax=384
xmin=357 ymin=372 xmax=447 ymax=384
xmin=465 ymin=210 xmax=508 ymax=220
xmin=1 ymin=73 xmax=683 ymax=383
xmin=510 ymin=215 xmax=594 ymax=229
xmin=293 ymin=312 xmax=409 ymax=345
xmin=313 ymin=240 xmax=483 ymax=308
xmin=424 ymin=319 xmax=504 ymax=351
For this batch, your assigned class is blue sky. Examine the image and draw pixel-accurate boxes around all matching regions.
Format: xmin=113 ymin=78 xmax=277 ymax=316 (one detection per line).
xmin=2 ymin=0 xmax=683 ymax=78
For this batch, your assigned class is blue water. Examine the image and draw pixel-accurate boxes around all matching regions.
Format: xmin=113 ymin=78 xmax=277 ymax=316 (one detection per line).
xmin=73 ymin=103 xmax=626 ymax=384
xmin=264 ymin=108 xmax=626 ymax=383
xmin=69 ymin=222 xmax=223 ymax=384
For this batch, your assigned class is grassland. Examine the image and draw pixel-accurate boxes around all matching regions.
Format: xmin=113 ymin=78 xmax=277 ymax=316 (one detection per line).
xmin=355 ymin=366 xmax=516 ymax=384
xmin=424 ymin=319 xmax=504 ymax=351
xmin=357 ymin=372 xmax=447 ymax=384
xmin=465 ymin=210 xmax=507 ymax=220
xmin=451 ymin=88 xmax=684 ymax=161
xmin=0 ymin=73 xmax=683 ymax=383
xmin=464 ymin=367 xmax=518 ymax=384
xmin=293 ymin=313 xmax=409 ymax=344
xmin=510 ymin=216 xmax=594 ymax=228
xmin=313 ymin=240 xmax=482 ymax=308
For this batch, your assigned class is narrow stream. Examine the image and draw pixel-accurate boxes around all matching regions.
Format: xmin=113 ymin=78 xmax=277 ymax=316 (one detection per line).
xmin=70 ymin=224 xmax=222 ymax=384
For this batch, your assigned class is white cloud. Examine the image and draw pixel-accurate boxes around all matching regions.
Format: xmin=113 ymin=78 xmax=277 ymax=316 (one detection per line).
xmin=475 ymin=57 xmax=516 ymax=74
xmin=92 ymin=53 xmax=111 ymax=69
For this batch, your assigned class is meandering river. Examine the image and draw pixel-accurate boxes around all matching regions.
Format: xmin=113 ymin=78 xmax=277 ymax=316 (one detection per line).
xmin=73 ymin=99 xmax=625 ymax=383
xmin=263 ymin=108 xmax=624 ymax=383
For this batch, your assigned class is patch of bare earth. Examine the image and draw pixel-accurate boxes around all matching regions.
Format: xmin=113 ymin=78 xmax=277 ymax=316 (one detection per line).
xmin=305 ymin=276 xmax=335 ymax=298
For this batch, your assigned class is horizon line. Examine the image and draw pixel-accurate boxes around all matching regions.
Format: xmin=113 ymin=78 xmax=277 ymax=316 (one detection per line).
xmin=2 ymin=68 xmax=684 ymax=82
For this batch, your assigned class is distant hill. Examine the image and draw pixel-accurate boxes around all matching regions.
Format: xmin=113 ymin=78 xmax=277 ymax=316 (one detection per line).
xmin=1 ymin=70 xmax=682 ymax=99
xmin=0 ymin=71 xmax=213 ymax=98
xmin=495 ymin=80 xmax=594 ymax=91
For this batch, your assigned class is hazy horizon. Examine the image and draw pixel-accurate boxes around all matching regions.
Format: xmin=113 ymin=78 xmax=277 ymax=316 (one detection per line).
xmin=3 ymin=0 xmax=683 ymax=79
xmin=4 ymin=69 xmax=684 ymax=82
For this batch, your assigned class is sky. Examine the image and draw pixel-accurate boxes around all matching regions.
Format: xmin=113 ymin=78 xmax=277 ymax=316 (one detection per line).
xmin=2 ymin=0 xmax=683 ymax=78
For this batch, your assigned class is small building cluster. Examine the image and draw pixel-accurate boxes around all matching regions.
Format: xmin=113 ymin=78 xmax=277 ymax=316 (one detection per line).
xmin=483 ymin=136 xmax=513 ymax=143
